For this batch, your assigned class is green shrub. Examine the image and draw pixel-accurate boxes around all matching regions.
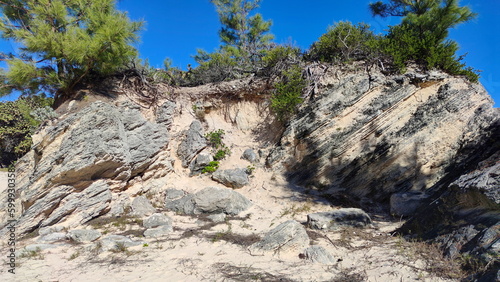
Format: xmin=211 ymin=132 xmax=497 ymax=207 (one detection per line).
xmin=261 ymin=45 xmax=302 ymax=76
xmin=308 ymin=21 xmax=379 ymax=63
xmin=270 ymin=65 xmax=306 ymax=122
xmin=205 ymin=129 xmax=226 ymax=150
xmin=214 ymin=148 xmax=230 ymax=161
xmin=0 ymin=95 xmax=54 ymax=166
xmin=202 ymin=161 xmax=220 ymax=174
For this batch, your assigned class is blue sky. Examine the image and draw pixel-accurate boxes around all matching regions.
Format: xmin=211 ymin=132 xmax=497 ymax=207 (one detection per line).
xmin=1 ymin=0 xmax=499 ymax=106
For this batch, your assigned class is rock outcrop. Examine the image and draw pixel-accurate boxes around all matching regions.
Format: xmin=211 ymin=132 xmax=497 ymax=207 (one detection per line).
xmin=165 ymin=186 xmax=252 ymax=215
xmin=249 ymin=220 xmax=309 ymax=256
xmin=0 ymin=101 xmax=169 ymax=235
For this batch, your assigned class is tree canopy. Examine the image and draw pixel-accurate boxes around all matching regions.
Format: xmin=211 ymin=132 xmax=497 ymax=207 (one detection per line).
xmin=0 ymin=0 xmax=143 ymax=99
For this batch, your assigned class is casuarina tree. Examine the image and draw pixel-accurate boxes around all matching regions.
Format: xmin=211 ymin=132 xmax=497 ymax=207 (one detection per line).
xmin=0 ymin=0 xmax=143 ymax=100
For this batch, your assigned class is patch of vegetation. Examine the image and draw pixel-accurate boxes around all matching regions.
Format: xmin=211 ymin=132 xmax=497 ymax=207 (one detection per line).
xmin=0 ymin=95 xmax=55 ymax=167
xmin=202 ymin=161 xmax=220 ymax=174
xmin=270 ymin=65 xmax=306 ymax=122
xmin=213 ymin=262 xmax=294 ymax=282
xmin=279 ymin=203 xmax=312 ymax=218
xmin=69 ymin=251 xmax=81 ymax=261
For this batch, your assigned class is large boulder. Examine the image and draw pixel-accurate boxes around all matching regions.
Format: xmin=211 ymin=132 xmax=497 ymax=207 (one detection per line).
xmin=390 ymin=191 xmax=430 ymax=217
xmin=143 ymin=213 xmax=172 ymax=229
xmin=249 ymin=220 xmax=309 ymax=256
xmin=67 ymin=229 xmax=102 ymax=243
xmin=307 ymin=208 xmax=372 ymax=231
xmin=302 ymin=246 xmax=336 ymax=264
xmin=165 ymin=186 xmax=252 ymax=215
xmin=129 ymin=196 xmax=156 ymax=217
xmin=0 ymin=101 xmax=169 ymax=236
xmin=189 ymin=154 xmax=213 ymax=176
xmin=212 ymin=168 xmax=249 ymax=188
xmin=177 ymin=121 xmax=207 ymax=168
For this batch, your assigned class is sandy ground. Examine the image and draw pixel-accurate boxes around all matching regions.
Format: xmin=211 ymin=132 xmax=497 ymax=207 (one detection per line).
xmin=0 ymin=97 xmax=462 ymax=281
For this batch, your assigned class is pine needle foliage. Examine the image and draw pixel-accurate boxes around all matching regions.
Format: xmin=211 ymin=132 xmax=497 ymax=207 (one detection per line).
xmin=0 ymin=0 xmax=143 ymax=98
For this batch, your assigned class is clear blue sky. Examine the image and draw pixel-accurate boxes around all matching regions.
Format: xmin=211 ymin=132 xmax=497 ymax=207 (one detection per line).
xmin=1 ymin=0 xmax=499 ymax=106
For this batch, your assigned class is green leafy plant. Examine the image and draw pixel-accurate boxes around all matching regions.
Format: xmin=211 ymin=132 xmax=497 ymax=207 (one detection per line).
xmin=308 ymin=21 xmax=380 ymax=63
xmin=202 ymin=161 xmax=220 ymax=174
xmin=370 ymin=0 xmax=479 ymax=81
xmin=270 ymin=65 xmax=306 ymax=122
xmin=214 ymin=148 xmax=230 ymax=161
xmin=205 ymin=129 xmax=226 ymax=149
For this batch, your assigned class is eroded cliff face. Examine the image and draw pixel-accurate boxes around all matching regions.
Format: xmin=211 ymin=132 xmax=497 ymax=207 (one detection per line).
xmin=270 ymin=64 xmax=498 ymax=202
xmin=1 ymin=64 xmax=498 ymax=279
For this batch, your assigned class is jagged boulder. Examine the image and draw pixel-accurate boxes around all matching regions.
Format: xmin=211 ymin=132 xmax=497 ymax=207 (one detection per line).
xmin=212 ymin=168 xmax=249 ymax=188
xmin=37 ymin=232 xmax=68 ymax=243
xmin=156 ymin=100 xmax=176 ymax=130
xmin=67 ymin=229 xmax=102 ymax=243
xmin=307 ymin=208 xmax=372 ymax=230
xmin=143 ymin=213 xmax=172 ymax=229
xmin=165 ymin=186 xmax=251 ymax=215
xmin=129 ymin=196 xmax=156 ymax=217
xmin=143 ymin=225 xmax=173 ymax=238
xmin=189 ymin=154 xmax=213 ymax=176
xmin=241 ymin=148 xmax=258 ymax=163
xmin=177 ymin=121 xmax=207 ymax=167
xmin=302 ymin=246 xmax=336 ymax=264
xmin=249 ymin=220 xmax=309 ymax=256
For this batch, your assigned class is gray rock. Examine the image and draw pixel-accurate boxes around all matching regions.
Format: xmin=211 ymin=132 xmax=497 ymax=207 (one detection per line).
xmin=248 ymin=220 xmax=309 ymax=256
xmin=307 ymin=208 xmax=372 ymax=231
xmin=189 ymin=154 xmax=213 ymax=176
xmin=164 ymin=188 xmax=187 ymax=201
xmin=0 ymin=101 xmax=169 ymax=236
xmin=130 ymin=196 xmax=156 ymax=217
xmin=177 ymin=121 xmax=207 ymax=167
xmin=67 ymin=229 xmax=102 ymax=243
xmin=156 ymin=101 xmax=176 ymax=129
xmin=303 ymin=246 xmax=336 ymax=264
xmin=207 ymin=213 xmax=226 ymax=223
xmin=241 ymin=148 xmax=258 ymax=163
xmin=144 ymin=225 xmax=173 ymax=238
xmin=99 ymin=235 xmax=146 ymax=251
xmin=165 ymin=186 xmax=252 ymax=215
xmin=38 ymin=226 xmax=65 ymax=236
xmin=37 ymin=232 xmax=68 ymax=243
xmin=143 ymin=213 xmax=172 ymax=229
xmin=23 ymin=244 xmax=59 ymax=252
xmin=39 ymin=181 xmax=112 ymax=228
xmin=212 ymin=168 xmax=249 ymax=188
xmin=390 ymin=191 xmax=430 ymax=217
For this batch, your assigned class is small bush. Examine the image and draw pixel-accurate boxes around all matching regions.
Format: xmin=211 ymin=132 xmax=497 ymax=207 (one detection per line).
xmin=270 ymin=65 xmax=306 ymax=122
xmin=308 ymin=21 xmax=379 ymax=63
xmin=202 ymin=161 xmax=220 ymax=174
xmin=261 ymin=45 xmax=302 ymax=77
xmin=205 ymin=129 xmax=226 ymax=149
xmin=214 ymin=148 xmax=231 ymax=161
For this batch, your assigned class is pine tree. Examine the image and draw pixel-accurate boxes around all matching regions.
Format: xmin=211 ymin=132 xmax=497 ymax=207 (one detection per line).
xmin=369 ymin=0 xmax=478 ymax=80
xmin=0 ymin=0 xmax=143 ymax=99
xmin=210 ymin=0 xmax=273 ymax=68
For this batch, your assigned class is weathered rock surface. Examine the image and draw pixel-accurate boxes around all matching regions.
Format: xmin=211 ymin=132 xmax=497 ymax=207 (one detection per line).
xmin=189 ymin=154 xmax=213 ymax=176
xmin=143 ymin=213 xmax=172 ymax=229
xmin=302 ymin=246 xmax=336 ymax=264
xmin=249 ymin=220 xmax=309 ymax=256
xmin=156 ymin=101 xmax=176 ymax=130
xmin=307 ymin=208 xmax=372 ymax=230
xmin=165 ymin=186 xmax=252 ymax=215
xmin=211 ymin=168 xmax=249 ymax=188
xmin=129 ymin=196 xmax=156 ymax=217
xmin=143 ymin=225 xmax=173 ymax=238
xmin=67 ymin=229 xmax=102 ymax=243
xmin=0 ymin=101 xmax=169 ymax=236
xmin=177 ymin=121 xmax=207 ymax=167
xmin=241 ymin=148 xmax=258 ymax=163
xmin=273 ymin=67 xmax=497 ymax=202
xmin=37 ymin=232 xmax=68 ymax=243
xmin=390 ymin=191 xmax=430 ymax=217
